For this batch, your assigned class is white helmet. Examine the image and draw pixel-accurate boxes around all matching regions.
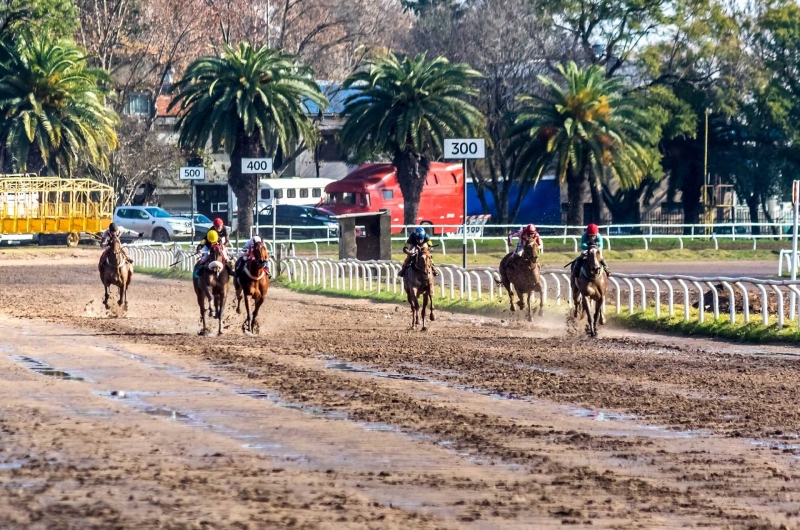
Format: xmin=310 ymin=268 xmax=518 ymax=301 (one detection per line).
xmin=252 ymin=235 xmax=262 ymax=243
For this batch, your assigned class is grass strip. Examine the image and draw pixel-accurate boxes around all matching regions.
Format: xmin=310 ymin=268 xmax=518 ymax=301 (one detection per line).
xmin=613 ymin=307 xmax=800 ymax=343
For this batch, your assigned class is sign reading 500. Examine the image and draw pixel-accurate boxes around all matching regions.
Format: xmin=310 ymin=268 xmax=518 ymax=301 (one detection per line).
xmin=443 ymin=139 xmax=485 ymax=160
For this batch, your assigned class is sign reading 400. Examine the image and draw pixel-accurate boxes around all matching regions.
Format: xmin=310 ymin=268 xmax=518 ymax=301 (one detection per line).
xmin=443 ymin=138 xmax=485 ymax=160
xmin=241 ymin=158 xmax=273 ymax=174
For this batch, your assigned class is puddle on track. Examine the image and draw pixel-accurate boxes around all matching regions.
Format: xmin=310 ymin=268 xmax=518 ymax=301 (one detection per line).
xmin=11 ymin=356 xmax=88 ymax=382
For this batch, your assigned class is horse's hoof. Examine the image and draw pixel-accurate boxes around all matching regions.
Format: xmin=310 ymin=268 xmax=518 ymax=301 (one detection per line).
xmin=527 ymin=315 xmax=533 ymax=323
xmin=198 ymin=329 xmax=208 ymax=336
xmin=421 ymin=326 xmax=428 ymax=332
xmin=517 ymin=302 xmax=525 ymax=310
xmin=429 ymin=313 xmax=435 ymax=322
xmin=509 ymin=306 xmax=515 ymax=312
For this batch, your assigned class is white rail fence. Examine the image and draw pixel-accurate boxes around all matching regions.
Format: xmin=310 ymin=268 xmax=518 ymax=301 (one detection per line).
xmin=127 ymin=244 xmax=800 ymax=331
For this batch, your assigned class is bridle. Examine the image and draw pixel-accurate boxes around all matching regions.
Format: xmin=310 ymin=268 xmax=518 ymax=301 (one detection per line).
xmin=243 ymin=242 xmax=269 ymax=280
xmin=581 ymin=246 xmax=602 ymax=279
xmin=106 ymin=236 xmax=126 ymax=270
xmin=522 ymin=238 xmax=538 ymax=263
xmin=410 ymin=245 xmax=432 ymax=276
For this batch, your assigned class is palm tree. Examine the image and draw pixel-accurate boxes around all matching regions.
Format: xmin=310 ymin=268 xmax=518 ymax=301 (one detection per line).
xmin=339 ymin=53 xmax=484 ymax=225
xmin=0 ymin=37 xmax=118 ymax=175
xmin=170 ymin=43 xmax=327 ymax=239
xmin=510 ymin=61 xmax=656 ymax=229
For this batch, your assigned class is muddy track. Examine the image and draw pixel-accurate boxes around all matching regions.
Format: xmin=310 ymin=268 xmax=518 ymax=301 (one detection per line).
xmin=0 ymin=251 xmax=799 ymax=529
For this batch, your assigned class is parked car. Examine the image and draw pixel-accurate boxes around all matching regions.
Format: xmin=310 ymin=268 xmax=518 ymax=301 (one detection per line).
xmin=113 ymin=206 xmax=193 ymax=242
xmin=254 ymin=205 xmax=338 ymax=240
xmin=176 ymin=214 xmax=230 ymax=239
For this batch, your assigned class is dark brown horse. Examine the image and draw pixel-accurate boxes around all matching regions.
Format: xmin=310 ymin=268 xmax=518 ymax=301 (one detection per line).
xmin=98 ymin=235 xmax=132 ymax=311
xmin=498 ymin=237 xmax=543 ymax=321
xmin=403 ymin=244 xmax=435 ymax=330
xmin=234 ymin=240 xmax=270 ymax=334
xmin=572 ymin=245 xmax=607 ymax=337
xmin=193 ymin=244 xmax=230 ymax=336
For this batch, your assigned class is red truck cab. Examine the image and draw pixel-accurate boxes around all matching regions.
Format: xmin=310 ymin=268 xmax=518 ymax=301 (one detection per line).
xmin=322 ymin=162 xmax=464 ymax=233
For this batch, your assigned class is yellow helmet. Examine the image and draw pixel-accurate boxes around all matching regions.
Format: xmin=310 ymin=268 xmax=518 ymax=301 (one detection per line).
xmin=206 ymin=230 xmax=219 ymax=244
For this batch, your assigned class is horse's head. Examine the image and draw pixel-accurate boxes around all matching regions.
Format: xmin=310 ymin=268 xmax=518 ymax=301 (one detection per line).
xmin=206 ymin=244 xmax=225 ymax=275
xmin=413 ymin=245 xmax=433 ymax=275
xmin=584 ymin=245 xmax=602 ymax=277
xmin=522 ymin=238 xmax=539 ymax=262
xmin=252 ymin=240 xmax=269 ymax=267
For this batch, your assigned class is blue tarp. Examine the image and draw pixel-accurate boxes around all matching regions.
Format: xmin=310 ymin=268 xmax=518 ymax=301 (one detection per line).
xmin=467 ymin=178 xmax=561 ymax=225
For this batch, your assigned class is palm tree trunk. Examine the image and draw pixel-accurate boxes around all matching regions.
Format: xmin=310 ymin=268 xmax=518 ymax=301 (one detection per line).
xmin=393 ymin=151 xmax=430 ymax=226
xmin=228 ymin=126 xmax=263 ymax=241
xmin=745 ymin=193 xmax=761 ymax=236
xmin=565 ymin=166 xmax=585 ymax=234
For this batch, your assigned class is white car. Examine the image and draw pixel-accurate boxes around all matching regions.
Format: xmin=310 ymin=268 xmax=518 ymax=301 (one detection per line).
xmin=113 ymin=206 xmax=194 ymax=243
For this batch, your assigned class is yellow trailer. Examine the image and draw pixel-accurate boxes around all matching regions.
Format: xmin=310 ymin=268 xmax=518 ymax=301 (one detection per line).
xmin=0 ymin=174 xmax=114 ymax=246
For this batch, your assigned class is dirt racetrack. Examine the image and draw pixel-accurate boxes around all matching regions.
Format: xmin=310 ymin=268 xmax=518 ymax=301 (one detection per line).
xmin=1 ymin=249 xmax=800 ymax=529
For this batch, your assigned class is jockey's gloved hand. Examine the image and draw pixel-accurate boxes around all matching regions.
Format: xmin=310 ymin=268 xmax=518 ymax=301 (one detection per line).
xmin=139 ymin=233 xmax=144 ymax=237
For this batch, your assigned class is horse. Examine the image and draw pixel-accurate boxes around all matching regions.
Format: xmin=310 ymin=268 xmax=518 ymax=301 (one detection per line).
xmin=498 ymin=237 xmax=543 ymax=321
xmin=571 ymin=245 xmax=607 ymax=337
xmin=234 ymin=240 xmax=270 ymax=334
xmin=403 ymin=244 xmax=435 ymax=331
xmin=193 ymin=244 xmax=230 ymax=336
xmin=98 ymin=235 xmax=133 ymax=311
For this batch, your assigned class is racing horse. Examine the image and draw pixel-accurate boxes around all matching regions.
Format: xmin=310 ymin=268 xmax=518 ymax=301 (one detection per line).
xmin=234 ymin=239 xmax=270 ymax=334
xmin=193 ymin=243 xmax=230 ymax=336
xmin=572 ymin=245 xmax=607 ymax=337
xmin=98 ymin=235 xmax=133 ymax=311
xmin=403 ymin=244 xmax=435 ymax=331
xmin=498 ymin=237 xmax=543 ymax=321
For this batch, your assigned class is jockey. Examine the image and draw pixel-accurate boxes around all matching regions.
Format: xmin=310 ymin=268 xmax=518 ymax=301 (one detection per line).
xmin=508 ymin=224 xmax=542 ymax=256
xmin=237 ymin=235 xmax=271 ymax=279
xmin=574 ymin=223 xmax=610 ymax=276
xmin=197 ymin=226 xmax=233 ymax=274
xmin=211 ymin=218 xmax=230 ymax=246
xmin=101 ymin=222 xmax=141 ymax=264
xmin=399 ymin=227 xmax=439 ymax=277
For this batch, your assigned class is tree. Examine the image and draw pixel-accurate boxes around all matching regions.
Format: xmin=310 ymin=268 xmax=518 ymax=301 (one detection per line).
xmin=0 ymin=37 xmax=119 ymax=175
xmin=0 ymin=0 xmax=76 ymax=43
xmin=407 ymin=0 xmax=569 ymax=224
xmin=339 ymin=52 xmax=484 ymax=225
xmin=510 ymin=62 xmax=656 ymax=230
xmin=170 ymin=42 xmax=327 ymax=238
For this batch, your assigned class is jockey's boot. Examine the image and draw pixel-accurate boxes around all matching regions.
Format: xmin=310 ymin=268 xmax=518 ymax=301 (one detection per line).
xmin=193 ymin=261 xmax=203 ymax=279
xmin=398 ymin=265 xmax=407 ymax=278
xmin=601 ymin=259 xmax=611 ymax=277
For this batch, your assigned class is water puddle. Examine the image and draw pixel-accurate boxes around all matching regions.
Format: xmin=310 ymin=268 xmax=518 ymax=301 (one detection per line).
xmin=0 ymin=461 xmax=25 ymax=470
xmin=11 ymin=356 xmax=87 ymax=382
xmin=750 ymin=440 xmax=800 ymax=455
xmin=327 ymin=361 xmax=426 ymax=382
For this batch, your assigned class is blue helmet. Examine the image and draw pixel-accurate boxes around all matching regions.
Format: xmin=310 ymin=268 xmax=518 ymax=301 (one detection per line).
xmin=414 ymin=227 xmax=426 ymax=239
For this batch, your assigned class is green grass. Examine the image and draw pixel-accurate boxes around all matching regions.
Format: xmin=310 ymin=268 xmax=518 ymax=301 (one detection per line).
xmin=613 ymin=306 xmax=800 ymax=343
xmin=137 ymin=266 xmax=193 ymax=281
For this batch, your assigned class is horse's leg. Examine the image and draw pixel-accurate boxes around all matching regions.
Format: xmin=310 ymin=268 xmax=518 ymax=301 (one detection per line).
xmin=572 ymin=281 xmax=581 ymax=318
xmin=235 ymin=280 xmax=243 ymax=314
xmin=216 ymin=288 xmax=225 ymax=335
xmin=515 ymin=286 xmax=525 ymax=310
xmin=243 ymin=291 xmax=253 ymax=334
xmin=592 ymin=296 xmax=602 ymax=337
xmin=536 ymin=281 xmax=544 ymax=317
xmin=102 ymin=281 xmax=110 ymax=309
xmin=582 ymin=296 xmax=594 ymax=336
xmin=407 ymin=288 xmax=418 ymax=329
xmin=421 ymin=290 xmax=429 ymax=331
xmin=428 ymin=287 xmax=435 ymax=322
xmin=251 ymin=294 xmax=264 ymax=334
xmin=526 ymin=292 xmax=533 ymax=322
xmin=196 ymin=287 xmax=208 ymax=336
xmin=502 ymin=275 xmax=515 ymax=312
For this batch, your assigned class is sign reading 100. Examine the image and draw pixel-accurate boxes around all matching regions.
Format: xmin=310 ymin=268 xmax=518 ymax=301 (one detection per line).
xmin=443 ymin=139 xmax=486 ymax=160
xmin=241 ymin=158 xmax=273 ymax=174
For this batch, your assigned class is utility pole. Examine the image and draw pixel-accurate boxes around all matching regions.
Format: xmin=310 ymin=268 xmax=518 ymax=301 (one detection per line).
xmin=703 ymin=108 xmax=710 ymax=228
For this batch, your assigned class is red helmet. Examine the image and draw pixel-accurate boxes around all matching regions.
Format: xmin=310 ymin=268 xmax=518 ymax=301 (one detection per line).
xmin=523 ymin=224 xmax=537 ymax=235
xmin=213 ymin=217 xmax=224 ymax=229
xmin=587 ymin=223 xmax=599 ymax=236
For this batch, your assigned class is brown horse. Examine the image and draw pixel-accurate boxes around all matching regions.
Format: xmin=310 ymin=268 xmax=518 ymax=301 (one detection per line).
xmin=193 ymin=244 xmax=230 ymax=336
xmin=403 ymin=244 xmax=435 ymax=330
xmin=234 ymin=240 xmax=270 ymax=334
xmin=572 ymin=245 xmax=607 ymax=337
xmin=98 ymin=235 xmax=132 ymax=311
xmin=498 ymin=237 xmax=543 ymax=321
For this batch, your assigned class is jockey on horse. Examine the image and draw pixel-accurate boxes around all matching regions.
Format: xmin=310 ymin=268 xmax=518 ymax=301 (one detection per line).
xmin=101 ymin=222 xmax=142 ymax=265
xmin=571 ymin=223 xmax=611 ymax=278
xmin=399 ymin=227 xmax=439 ymax=277
xmin=236 ymin=235 xmax=272 ymax=280
xmin=194 ymin=229 xmax=234 ymax=278
xmin=508 ymin=224 xmax=542 ymax=257
xmin=196 ymin=218 xmax=234 ymax=276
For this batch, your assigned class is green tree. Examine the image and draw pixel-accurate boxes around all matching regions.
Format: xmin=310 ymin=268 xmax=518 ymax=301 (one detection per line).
xmin=0 ymin=37 xmax=118 ymax=175
xmin=170 ymin=42 xmax=327 ymax=239
xmin=510 ymin=61 xmax=657 ymax=229
xmin=339 ymin=52 xmax=484 ymax=225
xmin=0 ymin=0 xmax=77 ymax=43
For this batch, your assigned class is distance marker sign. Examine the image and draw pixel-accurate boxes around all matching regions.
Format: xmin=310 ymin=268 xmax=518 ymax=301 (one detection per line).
xmin=443 ymin=139 xmax=485 ymax=160
xmin=179 ymin=167 xmax=205 ymax=180
xmin=241 ymin=158 xmax=273 ymax=174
